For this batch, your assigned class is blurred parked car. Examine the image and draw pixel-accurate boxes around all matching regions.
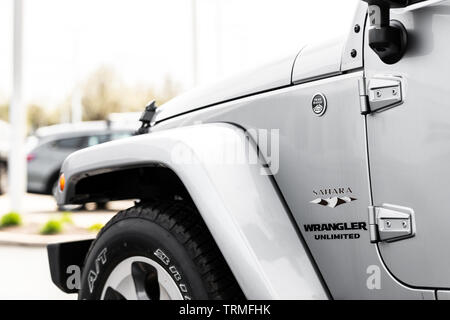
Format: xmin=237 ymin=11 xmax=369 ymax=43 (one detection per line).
xmin=0 ymin=120 xmax=10 ymax=195
xmin=26 ymin=121 xmax=134 ymax=200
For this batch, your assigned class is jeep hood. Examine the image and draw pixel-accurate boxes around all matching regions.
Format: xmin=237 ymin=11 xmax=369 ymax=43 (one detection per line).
xmin=154 ymin=35 xmax=350 ymax=123
xmin=153 ymin=52 xmax=301 ymax=123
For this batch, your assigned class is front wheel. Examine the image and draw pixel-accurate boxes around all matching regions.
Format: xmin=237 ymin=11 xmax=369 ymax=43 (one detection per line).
xmin=79 ymin=201 xmax=244 ymax=300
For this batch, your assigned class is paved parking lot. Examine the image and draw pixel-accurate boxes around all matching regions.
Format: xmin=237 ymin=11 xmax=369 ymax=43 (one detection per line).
xmin=0 ymin=193 xmax=134 ymax=299
xmin=0 ymin=245 xmax=76 ymax=299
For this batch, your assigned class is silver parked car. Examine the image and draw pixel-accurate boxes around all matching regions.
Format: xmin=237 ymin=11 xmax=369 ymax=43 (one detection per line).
xmin=48 ymin=0 xmax=448 ymax=300
xmin=27 ymin=121 xmax=133 ymax=196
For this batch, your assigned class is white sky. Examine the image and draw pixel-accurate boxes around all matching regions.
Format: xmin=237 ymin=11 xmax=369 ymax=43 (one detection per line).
xmin=0 ymin=0 xmax=359 ymax=107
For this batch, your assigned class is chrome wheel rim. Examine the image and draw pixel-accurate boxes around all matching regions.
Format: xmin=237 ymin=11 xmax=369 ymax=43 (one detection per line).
xmin=101 ymin=256 xmax=183 ymax=300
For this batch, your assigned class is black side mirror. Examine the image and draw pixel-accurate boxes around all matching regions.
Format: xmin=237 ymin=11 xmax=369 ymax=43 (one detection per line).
xmin=362 ymin=0 xmax=413 ymax=64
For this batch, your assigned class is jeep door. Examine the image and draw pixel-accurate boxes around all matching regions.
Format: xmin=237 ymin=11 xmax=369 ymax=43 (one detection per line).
xmin=365 ymin=0 xmax=450 ymax=289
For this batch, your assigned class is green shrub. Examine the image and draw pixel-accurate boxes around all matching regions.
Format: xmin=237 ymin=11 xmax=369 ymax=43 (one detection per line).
xmin=40 ymin=219 xmax=63 ymax=235
xmin=88 ymin=223 xmax=104 ymax=233
xmin=60 ymin=212 xmax=73 ymax=225
xmin=0 ymin=212 xmax=22 ymax=227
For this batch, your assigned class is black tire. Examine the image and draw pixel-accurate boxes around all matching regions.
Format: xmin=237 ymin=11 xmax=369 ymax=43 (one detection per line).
xmin=79 ymin=201 xmax=245 ymax=300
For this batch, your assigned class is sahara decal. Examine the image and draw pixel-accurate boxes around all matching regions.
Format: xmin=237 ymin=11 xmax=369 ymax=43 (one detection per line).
xmin=304 ymin=221 xmax=367 ymax=241
xmin=310 ymin=187 xmax=357 ymax=208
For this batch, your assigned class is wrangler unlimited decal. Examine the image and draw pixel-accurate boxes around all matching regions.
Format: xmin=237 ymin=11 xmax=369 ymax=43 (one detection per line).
xmin=304 ymin=222 xmax=367 ymax=240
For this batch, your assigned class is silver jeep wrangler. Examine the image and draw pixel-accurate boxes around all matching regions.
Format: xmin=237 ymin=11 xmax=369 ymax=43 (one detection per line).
xmin=47 ymin=0 xmax=450 ymax=300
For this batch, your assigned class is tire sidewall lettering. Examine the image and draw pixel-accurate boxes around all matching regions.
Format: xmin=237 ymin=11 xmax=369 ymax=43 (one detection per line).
xmin=81 ymin=239 xmax=194 ymax=300
xmin=153 ymin=247 xmax=192 ymax=300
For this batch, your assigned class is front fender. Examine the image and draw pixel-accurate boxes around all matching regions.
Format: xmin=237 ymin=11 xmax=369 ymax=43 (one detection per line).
xmin=57 ymin=123 xmax=328 ymax=300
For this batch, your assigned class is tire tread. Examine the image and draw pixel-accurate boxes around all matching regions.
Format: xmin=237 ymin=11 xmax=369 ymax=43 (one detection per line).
xmin=84 ymin=200 xmax=244 ymax=300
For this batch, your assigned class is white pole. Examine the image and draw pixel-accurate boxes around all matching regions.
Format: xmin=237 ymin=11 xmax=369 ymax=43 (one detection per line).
xmin=71 ymin=87 xmax=83 ymax=123
xmin=215 ymin=0 xmax=223 ymax=77
xmin=9 ymin=0 xmax=26 ymax=213
xmin=71 ymin=31 xmax=82 ymax=123
xmin=191 ymin=0 xmax=198 ymax=86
